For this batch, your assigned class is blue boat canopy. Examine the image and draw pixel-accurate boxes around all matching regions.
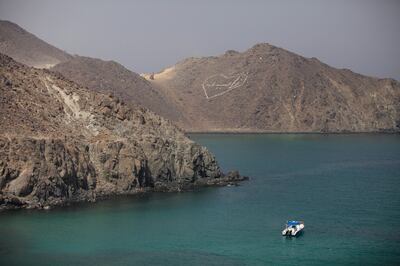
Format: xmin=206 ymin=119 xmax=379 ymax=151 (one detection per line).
xmin=287 ymin=221 xmax=301 ymax=226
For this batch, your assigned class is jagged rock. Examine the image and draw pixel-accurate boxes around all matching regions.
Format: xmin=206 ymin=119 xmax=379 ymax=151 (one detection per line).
xmin=0 ymin=54 xmax=246 ymax=210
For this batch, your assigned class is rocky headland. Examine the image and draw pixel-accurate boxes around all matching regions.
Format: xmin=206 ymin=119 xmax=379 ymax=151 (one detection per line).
xmin=0 ymin=54 xmax=247 ymax=210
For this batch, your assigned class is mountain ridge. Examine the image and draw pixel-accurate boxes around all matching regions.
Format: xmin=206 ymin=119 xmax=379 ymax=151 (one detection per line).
xmin=0 ymin=20 xmax=72 ymax=68
xmin=1 ymin=21 xmax=398 ymax=133
xmin=142 ymin=42 xmax=400 ymax=132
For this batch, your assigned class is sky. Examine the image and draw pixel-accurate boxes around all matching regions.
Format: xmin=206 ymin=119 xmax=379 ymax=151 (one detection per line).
xmin=0 ymin=0 xmax=399 ymax=80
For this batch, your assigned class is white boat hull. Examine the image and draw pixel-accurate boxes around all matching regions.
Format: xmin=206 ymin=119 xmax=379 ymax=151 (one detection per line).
xmin=282 ymin=223 xmax=304 ymax=236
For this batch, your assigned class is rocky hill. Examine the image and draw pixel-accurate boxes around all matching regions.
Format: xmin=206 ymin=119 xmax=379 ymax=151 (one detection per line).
xmin=0 ymin=21 xmax=183 ymax=121
xmin=51 ymin=56 xmax=182 ymax=122
xmin=144 ymin=44 xmax=400 ymax=132
xmin=0 ymin=54 xmax=245 ymax=210
xmin=2 ymin=21 xmax=398 ymax=133
xmin=0 ymin=20 xmax=72 ymax=68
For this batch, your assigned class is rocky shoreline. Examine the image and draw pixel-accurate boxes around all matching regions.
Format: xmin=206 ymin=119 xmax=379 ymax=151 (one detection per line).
xmin=0 ymin=54 xmax=248 ymax=211
xmin=0 ymin=171 xmax=248 ymax=211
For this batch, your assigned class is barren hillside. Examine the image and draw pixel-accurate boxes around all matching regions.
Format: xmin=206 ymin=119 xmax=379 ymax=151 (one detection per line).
xmin=51 ymin=56 xmax=182 ymax=122
xmin=0 ymin=20 xmax=72 ymax=68
xmin=144 ymin=43 xmax=400 ymax=132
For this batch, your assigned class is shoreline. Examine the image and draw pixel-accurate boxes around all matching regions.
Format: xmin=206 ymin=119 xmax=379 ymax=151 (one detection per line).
xmin=0 ymin=172 xmax=249 ymax=212
xmin=186 ymin=131 xmax=400 ymax=135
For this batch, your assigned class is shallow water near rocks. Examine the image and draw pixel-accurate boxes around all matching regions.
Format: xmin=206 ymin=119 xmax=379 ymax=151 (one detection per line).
xmin=1 ymin=134 xmax=399 ymax=265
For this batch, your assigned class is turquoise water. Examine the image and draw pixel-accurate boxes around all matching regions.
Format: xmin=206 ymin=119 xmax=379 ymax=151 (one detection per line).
xmin=1 ymin=134 xmax=399 ymax=265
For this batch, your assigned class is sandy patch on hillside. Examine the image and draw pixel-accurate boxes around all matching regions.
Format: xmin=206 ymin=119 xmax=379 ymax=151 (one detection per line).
xmin=141 ymin=66 xmax=176 ymax=81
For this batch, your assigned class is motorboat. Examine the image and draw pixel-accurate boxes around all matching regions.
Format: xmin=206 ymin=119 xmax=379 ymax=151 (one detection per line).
xmin=282 ymin=220 xmax=304 ymax=236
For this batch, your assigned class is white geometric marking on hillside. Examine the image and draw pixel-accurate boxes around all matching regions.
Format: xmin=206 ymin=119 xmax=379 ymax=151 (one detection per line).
xmin=202 ymin=72 xmax=248 ymax=99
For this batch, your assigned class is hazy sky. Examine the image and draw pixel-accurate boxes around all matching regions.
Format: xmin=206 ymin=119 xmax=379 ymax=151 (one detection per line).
xmin=0 ymin=0 xmax=399 ymax=80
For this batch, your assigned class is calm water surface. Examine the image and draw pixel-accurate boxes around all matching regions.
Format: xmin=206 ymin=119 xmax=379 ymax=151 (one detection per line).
xmin=0 ymin=134 xmax=399 ymax=265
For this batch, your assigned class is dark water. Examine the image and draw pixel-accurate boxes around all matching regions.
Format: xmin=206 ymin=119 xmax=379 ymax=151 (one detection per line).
xmin=1 ymin=134 xmax=399 ymax=266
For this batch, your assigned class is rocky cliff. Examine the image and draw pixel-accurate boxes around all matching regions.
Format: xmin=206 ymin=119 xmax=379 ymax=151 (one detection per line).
xmin=144 ymin=43 xmax=400 ymax=132
xmin=0 ymin=54 xmax=246 ymax=210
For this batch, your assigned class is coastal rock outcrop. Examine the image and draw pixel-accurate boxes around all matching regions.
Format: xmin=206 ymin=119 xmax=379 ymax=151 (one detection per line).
xmin=0 ymin=54 xmax=246 ymax=210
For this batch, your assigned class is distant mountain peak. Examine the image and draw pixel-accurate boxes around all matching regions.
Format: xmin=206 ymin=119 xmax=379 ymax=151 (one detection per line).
xmin=247 ymin=42 xmax=277 ymax=52
xmin=224 ymin=50 xmax=239 ymax=56
xmin=0 ymin=20 xmax=72 ymax=68
xmin=0 ymin=20 xmax=21 ymax=30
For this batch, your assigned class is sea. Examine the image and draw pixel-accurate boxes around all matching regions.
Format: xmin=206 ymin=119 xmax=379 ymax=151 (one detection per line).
xmin=0 ymin=134 xmax=399 ymax=265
